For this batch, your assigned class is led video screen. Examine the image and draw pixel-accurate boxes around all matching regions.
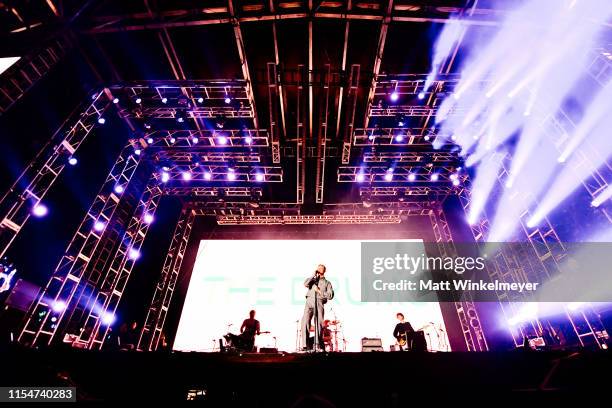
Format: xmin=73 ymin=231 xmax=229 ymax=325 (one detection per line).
xmin=173 ymin=239 xmax=450 ymax=352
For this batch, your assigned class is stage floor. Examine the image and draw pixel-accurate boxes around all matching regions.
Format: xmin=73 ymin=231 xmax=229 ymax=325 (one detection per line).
xmin=1 ymin=347 xmax=609 ymax=403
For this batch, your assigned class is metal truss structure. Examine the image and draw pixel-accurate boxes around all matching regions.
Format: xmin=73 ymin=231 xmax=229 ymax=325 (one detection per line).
xmin=9 ymin=1 xmax=610 ymax=353
xmin=0 ymin=32 xmax=73 ymax=115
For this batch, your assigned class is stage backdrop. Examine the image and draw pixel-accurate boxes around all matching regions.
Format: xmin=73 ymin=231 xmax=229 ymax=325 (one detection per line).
xmin=173 ymin=239 xmax=450 ymax=352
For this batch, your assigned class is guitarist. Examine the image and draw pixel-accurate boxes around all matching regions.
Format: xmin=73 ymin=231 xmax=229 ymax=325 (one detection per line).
xmin=240 ymin=309 xmax=261 ymax=352
xmin=393 ymin=313 xmax=415 ymax=351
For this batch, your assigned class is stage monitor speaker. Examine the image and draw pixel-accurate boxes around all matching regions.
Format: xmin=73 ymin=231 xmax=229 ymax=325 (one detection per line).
xmin=361 ymin=337 xmax=383 ymax=352
xmin=412 ymin=331 xmax=427 ymax=352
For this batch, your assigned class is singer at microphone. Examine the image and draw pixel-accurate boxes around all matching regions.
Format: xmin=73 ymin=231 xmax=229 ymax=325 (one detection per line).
xmin=300 ymin=264 xmax=334 ymax=351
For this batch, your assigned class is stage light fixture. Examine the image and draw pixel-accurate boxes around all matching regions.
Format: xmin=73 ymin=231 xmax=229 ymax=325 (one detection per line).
xmin=395 ymin=134 xmax=404 ymax=142
xmin=114 ymin=185 xmax=124 ymax=194
xmin=204 ymin=172 xmax=212 ymax=180
xmin=128 ymin=248 xmax=141 ymax=261
xmin=224 ymin=96 xmax=231 ymax=104
xmin=198 ymin=97 xmax=204 ymax=103
xmin=147 ymin=137 xmax=154 ymax=144
xmin=170 ymin=137 xmax=176 ymax=144
xmin=453 ymin=179 xmax=460 ymax=186
xmin=32 ymin=203 xmax=48 ymax=217
xmin=356 ymin=173 xmax=366 ymax=182
xmin=418 ymin=92 xmax=425 ymax=100
xmin=113 ymin=98 xmax=119 ymax=104
xmin=384 ymin=169 xmax=394 ymax=181
xmin=408 ymin=173 xmax=416 ymax=182
xmin=161 ymin=97 xmax=168 ymax=104
xmin=51 ymin=300 xmax=66 ymax=313
xmin=101 ymin=312 xmax=116 ymax=326
xmin=430 ymin=173 xmax=439 ymax=181
xmin=143 ymin=213 xmax=154 ymax=224
xmin=135 ymin=97 xmax=142 ymax=104
xmin=390 ymin=91 xmax=399 ymax=102
xmin=93 ymin=221 xmax=106 ymax=232
xmin=368 ymin=134 xmax=375 ymax=141
xmin=398 ymin=121 xmax=405 ymax=127
xmin=245 ymin=136 xmax=253 ymax=145
xmin=98 ymin=117 xmax=106 ymax=125
xmin=227 ymin=169 xmax=236 ymax=181
xmin=161 ymin=172 xmax=170 ymax=183
xmin=182 ymin=171 xmax=192 ymax=181
xmin=134 ymin=149 xmax=142 ymax=156
xmin=218 ymin=136 xmax=228 ymax=145
xmin=68 ymin=156 xmax=78 ymax=166
xmin=424 ymin=135 xmax=430 ymax=141
xmin=144 ymin=123 xmax=151 ymax=130
xmin=255 ymin=173 xmax=264 ymax=182
xmin=177 ymin=117 xmax=184 ymax=123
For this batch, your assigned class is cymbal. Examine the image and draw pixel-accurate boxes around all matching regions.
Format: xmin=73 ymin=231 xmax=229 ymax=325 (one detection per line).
xmin=328 ymin=320 xmax=341 ymax=325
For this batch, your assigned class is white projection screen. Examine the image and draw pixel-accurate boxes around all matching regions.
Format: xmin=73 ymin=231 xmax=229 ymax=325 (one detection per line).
xmin=173 ymin=239 xmax=450 ymax=352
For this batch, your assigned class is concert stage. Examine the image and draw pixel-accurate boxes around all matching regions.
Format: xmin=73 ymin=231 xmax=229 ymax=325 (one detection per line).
xmin=2 ymin=347 xmax=610 ymax=403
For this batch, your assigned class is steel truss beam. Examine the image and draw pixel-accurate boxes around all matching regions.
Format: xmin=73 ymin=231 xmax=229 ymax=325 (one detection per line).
xmin=341 ymin=65 xmax=360 ymax=164
xmin=315 ymin=64 xmax=331 ymax=203
xmin=18 ymin=143 xmax=146 ymax=347
xmin=296 ymin=65 xmax=307 ymax=204
xmin=369 ymin=104 xmax=463 ymax=118
xmin=360 ymin=186 xmax=457 ymax=197
xmin=0 ymin=88 xmax=112 ymax=259
xmin=338 ymin=165 xmax=458 ymax=183
xmin=85 ymin=4 xmax=506 ymax=34
xmin=216 ymin=214 xmax=401 ymax=225
xmin=161 ymin=164 xmax=283 ymax=183
xmin=266 ymin=63 xmax=282 ymax=163
xmin=138 ymin=207 xmax=195 ymax=351
xmin=428 ymin=206 xmax=488 ymax=352
xmin=143 ymin=129 xmax=269 ymax=148
xmin=458 ymin=150 xmax=608 ymax=349
xmin=361 ymin=151 xmax=459 ymax=163
xmin=163 ymin=187 xmax=262 ymax=197
xmin=0 ymin=32 xmax=73 ymax=115
xmin=353 ymin=127 xmax=439 ymax=146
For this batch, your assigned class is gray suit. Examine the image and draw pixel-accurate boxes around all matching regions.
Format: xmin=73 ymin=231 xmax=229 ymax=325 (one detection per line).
xmin=300 ymin=275 xmax=334 ymax=349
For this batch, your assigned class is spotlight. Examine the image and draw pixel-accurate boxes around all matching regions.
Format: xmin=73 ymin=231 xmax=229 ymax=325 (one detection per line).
xmin=143 ymin=213 xmax=154 ymax=224
xmin=182 ymin=171 xmax=192 ymax=181
xmin=218 ymin=136 xmax=228 ymax=145
xmin=384 ymin=169 xmax=394 ymax=182
xmin=204 ymin=172 xmax=212 ymax=180
xmin=418 ymin=92 xmax=425 ymax=100
xmin=424 ymin=135 xmax=430 ymax=141
xmin=395 ymin=134 xmax=404 ymax=142
xmin=430 ymin=173 xmax=439 ymax=182
xmin=390 ymin=91 xmax=399 ymax=102
xmin=98 ymin=117 xmax=106 ymax=125
xmin=408 ymin=173 xmax=416 ymax=182
xmin=147 ymin=137 xmax=154 ymax=144
xmin=356 ymin=173 xmax=366 ymax=182
xmin=169 ymin=137 xmax=176 ymax=144
xmin=161 ymin=97 xmax=168 ymax=104
xmin=398 ymin=121 xmax=405 ymax=127
xmin=198 ymin=97 xmax=204 ymax=103
xmin=161 ymin=171 xmax=170 ymax=183
xmin=134 ymin=149 xmax=142 ymax=156
xmin=128 ymin=248 xmax=141 ymax=261
xmin=368 ymin=134 xmax=375 ymax=141
xmin=450 ymin=174 xmax=458 ymax=181
xmin=51 ymin=300 xmax=66 ymax=313
xmin=114 ymin=185 xmax=124 ymax=194
xmin=255 ymin=173 xmax=264 ymax=182
xmin=227 ymin=169 xmax=236 ymax=181
xmin=101 ymin=312 xmax=116 ymax=326
xmin=68 ymin=156 xmax=78 ymax=166
xmin=113 ymin=98 xmax=119 ymax=104
xmin=224 ymin=97 xmax=231 ymax=104
xmin=177 ymin=117 xmax=184 ymax=123
xmin=32 ymin=203 xmax=48 ymax=217
xmin=135 ymin=97 xmax=142 ymax=104
xmin=245 ymin=136 xmax=253 ymax=145
xmin=93 ymin=221 xmax=106 ymax=232
xmin=192 ymin=137 xmax=199 ymax=144
xmin=452 ymin=179 xmax=460 ymax=186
